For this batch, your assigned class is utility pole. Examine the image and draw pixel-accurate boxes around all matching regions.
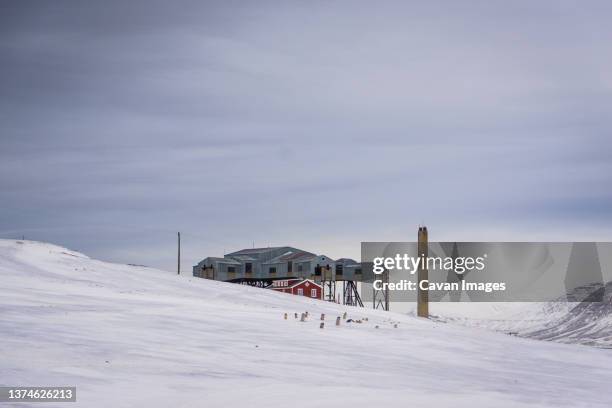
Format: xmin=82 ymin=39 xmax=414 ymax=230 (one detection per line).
xmin=177 ymin=232 xmax=181 ymax=275
xmin=417 ymin=226 xmax=429 ymax=318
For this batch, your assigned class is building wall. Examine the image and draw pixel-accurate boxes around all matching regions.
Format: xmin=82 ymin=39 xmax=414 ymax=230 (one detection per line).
xmin=194 ymin=248 xmax=361 ymax=282
xmin=271 ymin=280 xmax=322 ymax=299
xmin=226 ymin=247 xmax=298 ymax=277
xmin=291 ymin=281 xmax=322 ymax=299
xmin=340 ymin=264 xmax=363 ymax=281
xmin=294 ymin=261 xmax=311 ymax=278
xmin=261 ymin=262 xmax=287 ymax=278
xmin=193 ymin=258 xmax=242 ymax=281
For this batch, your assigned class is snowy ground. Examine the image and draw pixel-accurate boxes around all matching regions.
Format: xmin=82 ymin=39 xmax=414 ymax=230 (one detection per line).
xmin=1 ymin=239 xmax=612 ymax=408
xmin=420 ymin=294 xmax=612 ymax=348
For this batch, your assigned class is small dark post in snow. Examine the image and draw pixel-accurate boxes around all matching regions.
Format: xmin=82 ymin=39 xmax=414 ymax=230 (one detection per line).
xmin=320 ymin=313 xmax=325 ymax=321
xmin=320 ymin=322 xmax=324 ymax=329
xmin=284 ymin=313 xmax=288 ymax=320
xmin=336 ymin=316 xmax=341 ymax=326
xmin=343 ymin=312 xmax=347 ymax=320
xmin=294 ymin=313 xmax=298 ymax=319
xmin=300 ymin=313 xmax=306 ymax=322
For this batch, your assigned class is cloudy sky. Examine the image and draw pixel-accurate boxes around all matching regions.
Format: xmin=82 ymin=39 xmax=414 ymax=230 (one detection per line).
xmin=1 ymin=1 xmax=611 ymax=271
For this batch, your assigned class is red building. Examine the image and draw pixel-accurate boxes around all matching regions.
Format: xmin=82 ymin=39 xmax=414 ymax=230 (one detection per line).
xmin=269 ymin=279 xmax=322 ymax=299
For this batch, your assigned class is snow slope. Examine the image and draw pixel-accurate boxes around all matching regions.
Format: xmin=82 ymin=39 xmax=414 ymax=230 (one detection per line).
xmin=1 ymin=239 xmax=612 ymax=408
xmin=422 ymin=287 xmax=612 ymax=349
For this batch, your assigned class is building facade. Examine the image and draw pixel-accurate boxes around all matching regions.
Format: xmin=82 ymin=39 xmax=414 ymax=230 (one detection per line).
xmin=269 ymin=278 xmax=322 ymax=299
xmin=193 ymin=246 xmax=362 ymax=282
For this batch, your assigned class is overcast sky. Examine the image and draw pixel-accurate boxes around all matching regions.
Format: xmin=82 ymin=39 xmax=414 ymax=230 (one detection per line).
xmin=1 ymin=1 xmax=612 ymax=271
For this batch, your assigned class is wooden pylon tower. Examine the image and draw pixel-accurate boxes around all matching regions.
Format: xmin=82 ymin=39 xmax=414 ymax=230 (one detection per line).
xmin=372 ymin=269 xmax=389 ymax=311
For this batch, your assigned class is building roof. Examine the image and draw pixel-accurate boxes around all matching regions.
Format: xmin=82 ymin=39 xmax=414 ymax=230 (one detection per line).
xmin=279 ymin=250 xmax=317 ymax=261
xmin=195 ymin=246 xmax=339 ymax=269
xmin=229 ymin=255 xmax=257 ymax=262
xmin=336 ymin=258 xmax=359 ymax=265
xmin=203 ymin=257 xmax=241 ymax=265
xmin=315 ymin=254 xmax=335 ymax=263
xmin=227 ymin=247 xmax=286 ymax=256
xmin=264 ymin=250 xmax=317 ymax=264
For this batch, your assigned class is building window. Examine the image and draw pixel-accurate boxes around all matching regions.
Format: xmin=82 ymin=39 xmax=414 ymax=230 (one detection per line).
xmin=311 ymin=289 xmax=317 ymax=298
xmin=288 ymin=261 xmax=293 ymax=273
xmin=227 ymin=266 xmax=235 ymax=273
xmin=269 ymin=267 xmax=276 ymax=274
xmin=298 ymin=264 xmax=303 ymax=272
xmin=297 ymin=288 xmax=303 ymax=296
xmin=245 ymin=263 xmax=252 ymax=274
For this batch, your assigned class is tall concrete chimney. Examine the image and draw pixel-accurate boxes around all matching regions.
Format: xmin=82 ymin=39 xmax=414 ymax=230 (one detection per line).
xmin=417 ymin=226 xmax=429 ymax=318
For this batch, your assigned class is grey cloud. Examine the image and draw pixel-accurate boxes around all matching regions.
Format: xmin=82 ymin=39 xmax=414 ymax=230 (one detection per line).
xmin=1 ymin=1 xmax=612 ymax=270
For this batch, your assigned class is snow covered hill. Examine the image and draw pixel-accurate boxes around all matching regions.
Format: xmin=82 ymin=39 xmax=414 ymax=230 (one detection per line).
xmin=1 ymin=239 xmax=612 ymax=408
xmin=523 ymin=291 xmax=612 ymax=346
xmin=425 ymin=285 xmax=612 ymax=349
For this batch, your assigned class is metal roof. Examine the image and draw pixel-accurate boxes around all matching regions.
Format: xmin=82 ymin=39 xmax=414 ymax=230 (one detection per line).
xmin=264 ymin=250 xmax=317 ymax=265
xmin=204 ymin=257 xmax=241 ymax=265
xmin=336 ymin=258 xmax=359 ymax=265
xmin=279 ymin=250 xmax=316 ymax=261
xmin=227 ymin=247 xmax=286 ymax=255
xmin=229 ymin=255 xmax=257 ymax=261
